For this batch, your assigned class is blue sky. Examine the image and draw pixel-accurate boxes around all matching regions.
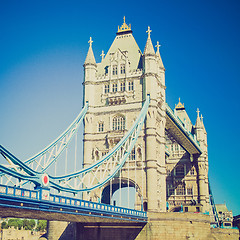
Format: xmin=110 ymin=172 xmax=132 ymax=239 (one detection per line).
xmin=0 ymin=1 xmax=239 ymax=215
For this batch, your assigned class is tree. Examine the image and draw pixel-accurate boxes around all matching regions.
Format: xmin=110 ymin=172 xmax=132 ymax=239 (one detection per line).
xmin=29 ymin=219 xmax=36 ymax=230
xmin=1 ymin=221 xmax=8 ymax=229
xmin=36 ymin=220 xmax=47 ymax=232
xmin=17 ymin=219 xmax=23 ymax=230
xmin=8 ymin=219 xmax=18 ymax=229
xmin=23 ymin=219 xmax=31 ymax=230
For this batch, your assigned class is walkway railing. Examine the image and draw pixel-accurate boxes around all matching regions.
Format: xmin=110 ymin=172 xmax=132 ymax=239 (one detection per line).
xmin=0 ymin=184 xmax=147 ymax=222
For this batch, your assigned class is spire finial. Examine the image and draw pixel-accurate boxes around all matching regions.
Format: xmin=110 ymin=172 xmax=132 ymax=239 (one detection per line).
xmin=175 ymin=98 xmax=185 ymax=110
xmin=196 ymin=108 xmax=200 ymax=117
xmin=100 ymin=50 xmax=105 ymax=61
xmin=117 ymin=17 xmax=132 ymax=34
xmin=156 ymin=41 xmax=161 ymax=52
xmin=88 ymin=37 xmax=93 ymax=48
xmin=200 ymin=114 xmax=203 ymax=121
xmin=146 ymin=26 xmax=152 ymax=38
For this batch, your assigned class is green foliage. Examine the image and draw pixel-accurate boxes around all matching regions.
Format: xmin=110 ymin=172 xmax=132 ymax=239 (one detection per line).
xmin=1 ymin=221 xmax=8 ymax=229
xmin=29 ymin=219 xmax=35 ymax=229
xmin=36 ymin=220 xmax=47 ymax=232
xmin=16 ymin=219 xmax=23 ymax=230
xmin=1 ymin=218 xmax=46 ymax=231
xmin=8 ymin=218 xmax=18 ymax=229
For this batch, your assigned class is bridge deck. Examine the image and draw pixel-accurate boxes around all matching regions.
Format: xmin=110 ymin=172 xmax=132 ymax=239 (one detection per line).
xmin=0 ymin=185 xmax=147 ymax=223
xmin=166 ymin=104 xmax=202 ymax=156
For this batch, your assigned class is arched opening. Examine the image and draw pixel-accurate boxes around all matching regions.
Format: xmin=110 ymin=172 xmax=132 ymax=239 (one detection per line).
xmin=101 ymin=178 xmax=142 ymax=209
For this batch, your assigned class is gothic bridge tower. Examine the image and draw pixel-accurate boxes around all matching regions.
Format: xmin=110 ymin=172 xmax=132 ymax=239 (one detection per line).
xmin=83 ymin=18 xmax=166 ymax=212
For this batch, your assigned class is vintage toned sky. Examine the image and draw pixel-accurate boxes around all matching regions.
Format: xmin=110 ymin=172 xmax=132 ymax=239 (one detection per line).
xmin=0 ymin=1 xmax=239 ymax=215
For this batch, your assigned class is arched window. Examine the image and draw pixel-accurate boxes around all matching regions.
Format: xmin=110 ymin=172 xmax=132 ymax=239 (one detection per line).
xmin=112 ymin=116 xmax=125 ymax=131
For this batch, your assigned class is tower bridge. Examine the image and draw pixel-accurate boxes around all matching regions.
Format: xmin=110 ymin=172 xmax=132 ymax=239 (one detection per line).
xmin=0 ymin=18 xmax=238 ymax=240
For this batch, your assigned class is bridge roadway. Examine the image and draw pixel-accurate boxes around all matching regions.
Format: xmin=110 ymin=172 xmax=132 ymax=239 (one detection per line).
xmin=0 ymin=184 xmax=147 ymax=224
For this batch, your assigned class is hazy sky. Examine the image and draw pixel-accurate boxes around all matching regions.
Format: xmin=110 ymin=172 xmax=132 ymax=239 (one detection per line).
xmin=0 ymin=1 xmax=239 ymax=215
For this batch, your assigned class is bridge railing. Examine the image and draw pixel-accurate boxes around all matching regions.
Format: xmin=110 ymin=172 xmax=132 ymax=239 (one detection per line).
xmin=0 ymin=184 xmax=147 ymax=219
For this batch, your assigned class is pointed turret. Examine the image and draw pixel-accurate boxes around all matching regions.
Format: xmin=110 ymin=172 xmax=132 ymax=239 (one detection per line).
xmin=143 ymin=26 xmax=155 ymax=55
xmin=84 ymin=37 xmax=96 ymax=65
xmin=83 ymin=37 xmax=97 ymax=106
xmin=143 ymin=26 xmax=158 ymax=99
xmin=155 ymin=41 xmax=164 ymax=69
xmin=195 ymin=108 xmax=202 ymax=129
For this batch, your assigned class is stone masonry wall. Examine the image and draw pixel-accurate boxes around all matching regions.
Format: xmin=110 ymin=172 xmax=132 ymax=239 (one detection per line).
xmin=46 ymin=212 xmax=239 ymax=240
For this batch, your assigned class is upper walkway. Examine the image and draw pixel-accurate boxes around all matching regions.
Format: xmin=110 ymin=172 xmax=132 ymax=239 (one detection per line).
xmin=166 ymin=103 xmax=202 ymax=156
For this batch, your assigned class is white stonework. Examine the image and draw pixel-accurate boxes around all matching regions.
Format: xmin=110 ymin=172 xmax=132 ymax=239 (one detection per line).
xmin=83 ymin=18 xmax=210 ymax=213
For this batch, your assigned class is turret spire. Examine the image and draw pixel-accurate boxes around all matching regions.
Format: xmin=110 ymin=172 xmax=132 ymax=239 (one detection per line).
xmin=155 ymin=41 xmax=164 ymax=69
xmin=143 ymin=26 xmax=155 ymax=55
xmin=195 ymin=108 xmax=202 ymax=128
xmin=100 ymin=50 xmax=105 ymax=62
xmin=84 ymin=37 xmax=96 ymax=65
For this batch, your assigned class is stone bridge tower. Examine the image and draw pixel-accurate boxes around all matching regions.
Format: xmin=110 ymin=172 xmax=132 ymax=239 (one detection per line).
xmin=83 ymin=18 xmax=166 ymax=212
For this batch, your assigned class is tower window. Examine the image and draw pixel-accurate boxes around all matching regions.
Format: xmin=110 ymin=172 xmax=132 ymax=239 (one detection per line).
xmin=187 ymin=187 xmax=193 ymax=195
xmin=168 ymin=188 xmax=175 ymax=196
xmin=175 ymin=165 xmax=184 ymax=176
xmin=128 ymin=81 xmax=134 ymax=91
xmin=112 ymin=83 xmax=118 ymax=92
xmin=104 ymin=84 xmax=109 ymax=93
xmin=175 ymin=144 xmax=179 ymax=151
xmin=176 ymin=185 xmax=185 ymax=195
xmin=98 ymin=122 xmax=104 ymax=132
xmin=129 ymin=147 xmax=135 ymax=160
xmin=120 ymin=82 xmax=125 ymax=92
xmin=120 ymin=64 xmax=125 ymax=74
xmin=113 ymin=116 xmax=125 ymax=131
xmin=112 ymin=65 xmax=118 ymax=75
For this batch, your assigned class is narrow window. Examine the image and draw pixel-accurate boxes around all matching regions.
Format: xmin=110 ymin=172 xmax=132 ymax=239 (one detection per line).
xmin=187 ymin=187 xmax=193 ymax=195
xmin=175 ymin=144 xmax=179 ymax=151
xmin=190 ymin=167 xmax=195 ymax=175
xmin=112 ymin=83 xmax=118 ymax=92
xmin=104 ymin=84 xmax=109 ymax=93
xmin=128 ymin=81 xmax=134 ymax=91
xmin=98 ymin=122 xmax=104 ymax=132
xmin=120 ymin=64 xmax=125 ymax=74
xmin=168 ymin=188 xmax=175 ymax=196
xmin=129 ymin=147 xmax=136 ymax=160
xmin=120 ymin=82 xmax=125 ymax=92
xmin=112 ymin=65 xmax=118 ymax=75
